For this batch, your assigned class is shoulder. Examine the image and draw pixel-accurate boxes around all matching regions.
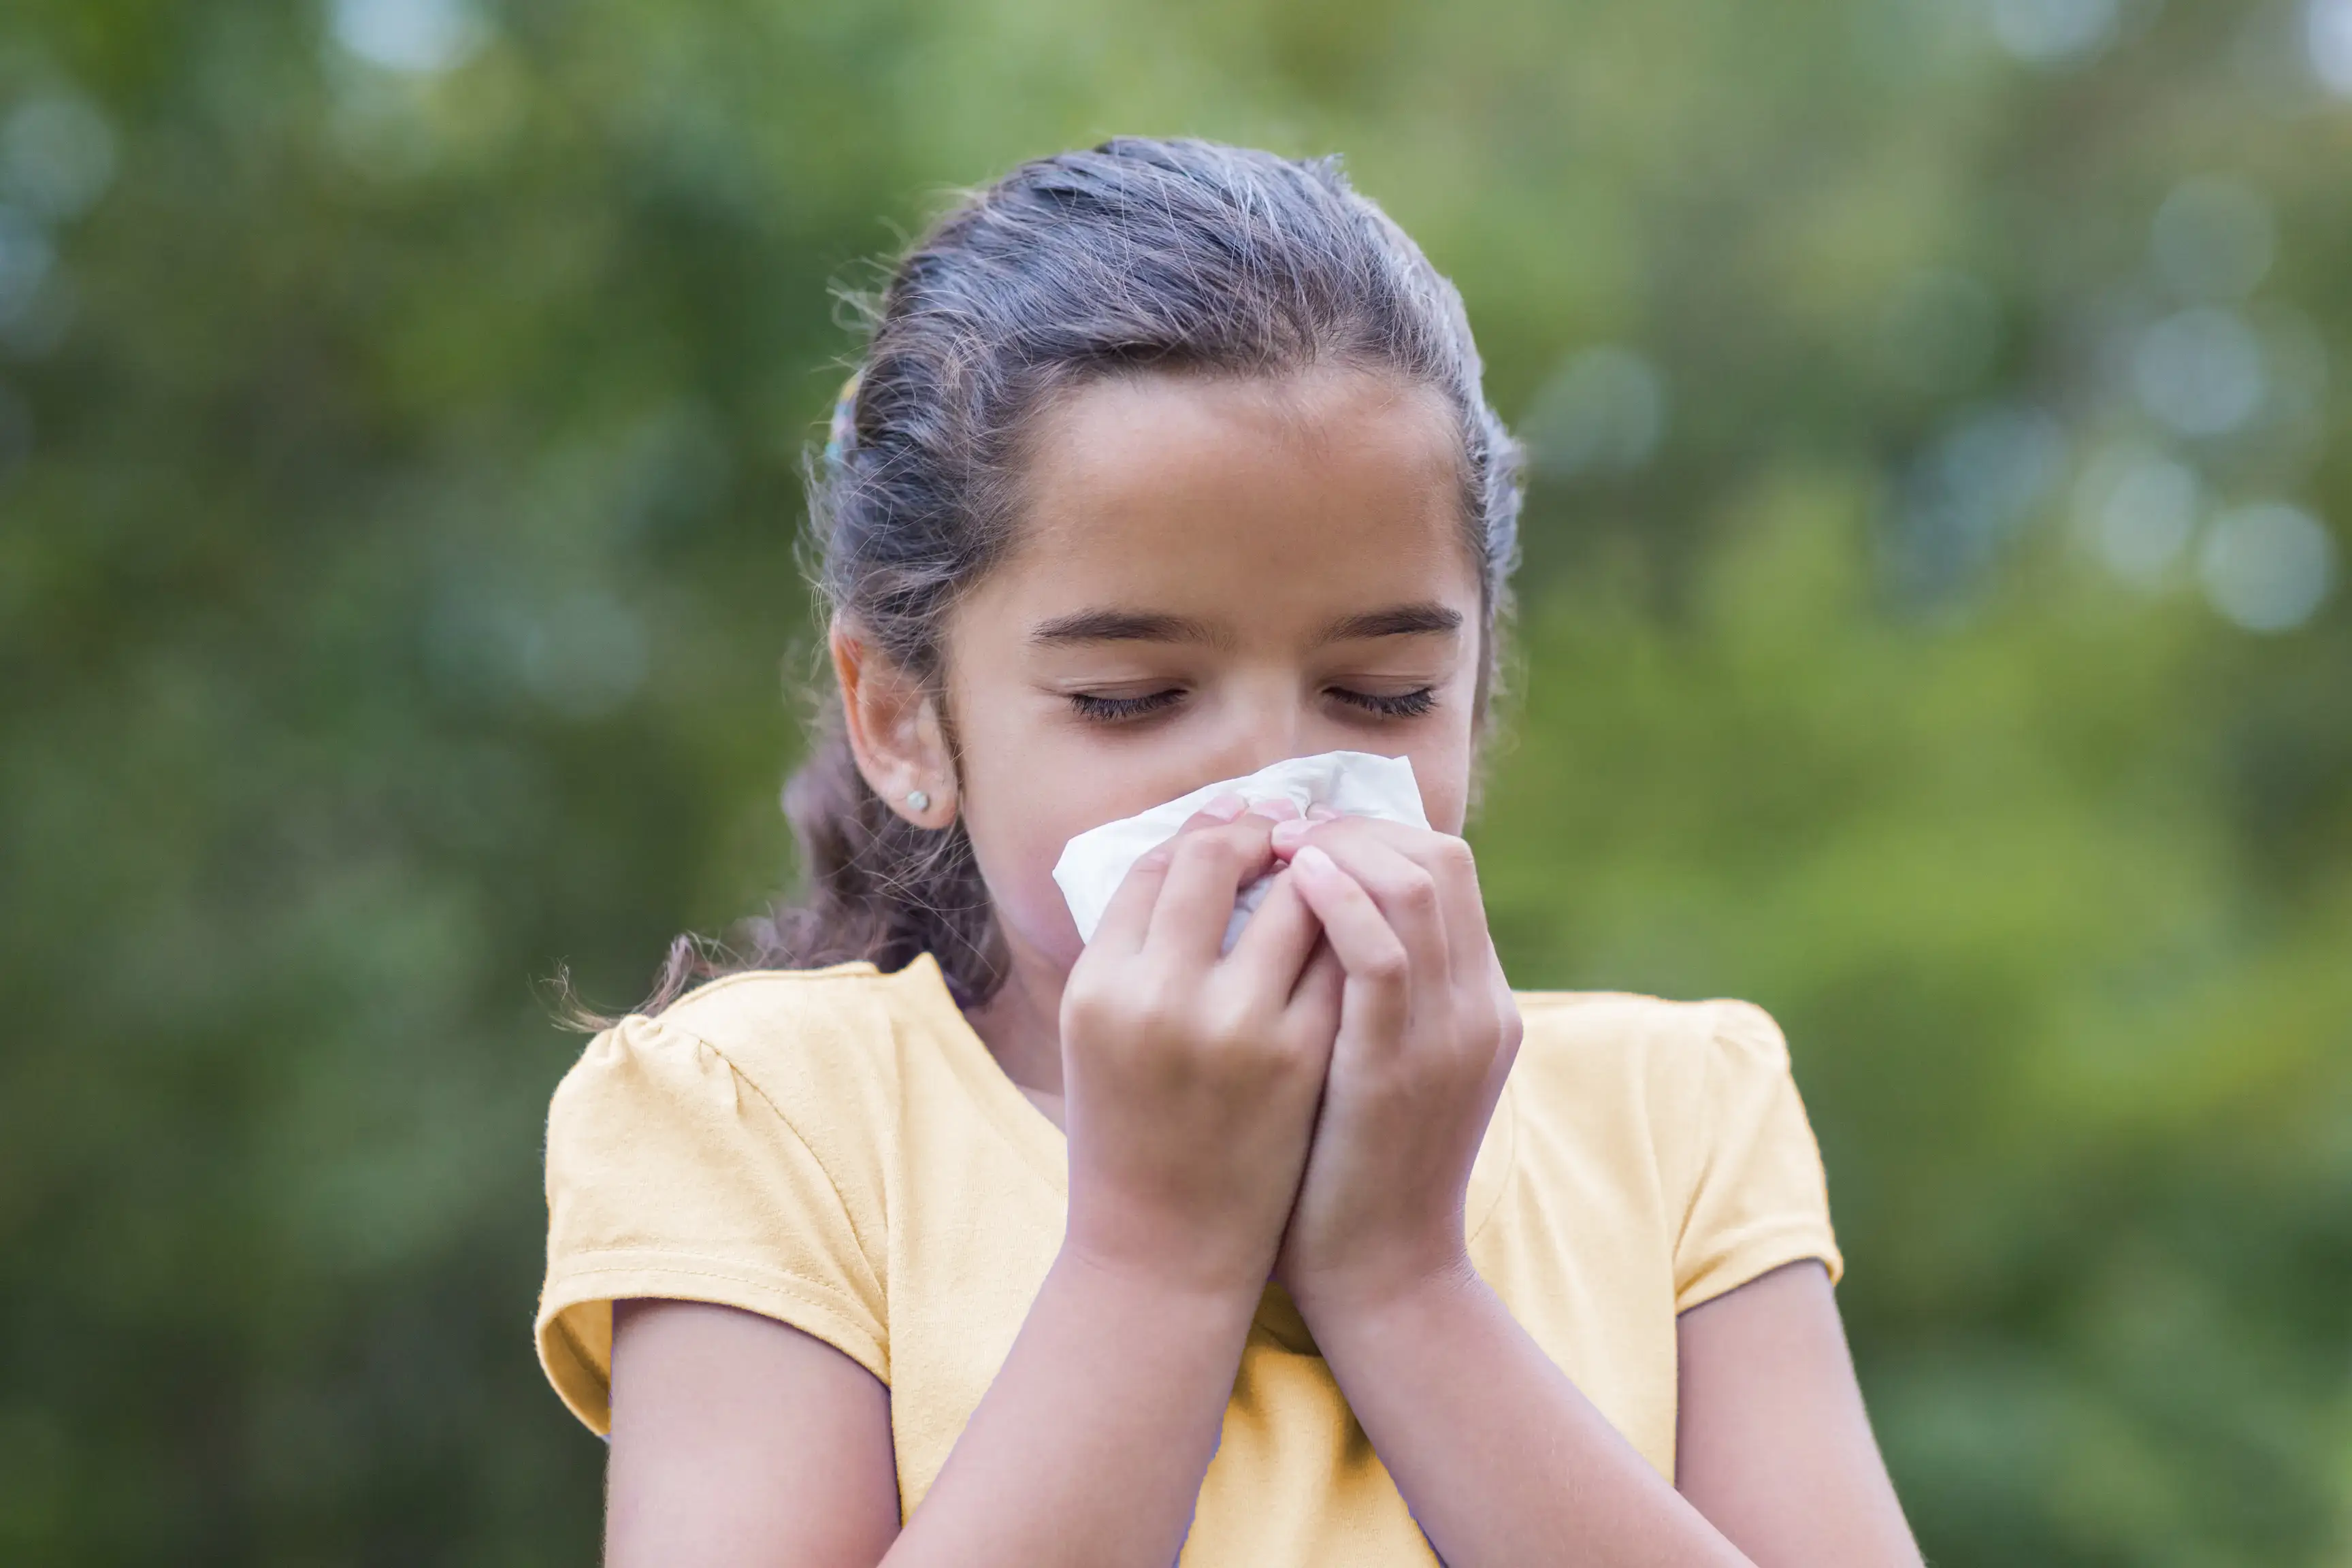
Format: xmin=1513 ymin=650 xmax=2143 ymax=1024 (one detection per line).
xmin=549 ymin=960 xmax=930 ymax=1166
xmin=1501 ymin=990 xmax=1804 ymax=1199
xmin=655 ymin=960 xmax=917 ymax=1081
xmin=1509 ymin=988 xmax=1789 ymax=1081
xmin=654 ymin=956 xmax=942 ymax=1115
xmin=537 ymin=965 xmax=913 ymax=1424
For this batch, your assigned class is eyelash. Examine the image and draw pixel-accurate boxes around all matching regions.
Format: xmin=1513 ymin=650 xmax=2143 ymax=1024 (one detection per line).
xmin=1066 ymin=687 xmax=1438 ymax=724
xmin=1066 ymin=690 xmax=1183 ymax=723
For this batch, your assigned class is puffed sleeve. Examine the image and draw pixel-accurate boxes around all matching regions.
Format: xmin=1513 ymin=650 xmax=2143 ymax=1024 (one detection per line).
xmin=1673 ymin=1000 xmax=1844 ymax=1313
xmin=534 ymin=1012 xmax=888 ymax=1435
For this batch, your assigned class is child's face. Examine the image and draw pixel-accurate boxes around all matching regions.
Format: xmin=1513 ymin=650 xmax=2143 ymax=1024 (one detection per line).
xmin=942 ymin=366 xmax=1487 ymax=975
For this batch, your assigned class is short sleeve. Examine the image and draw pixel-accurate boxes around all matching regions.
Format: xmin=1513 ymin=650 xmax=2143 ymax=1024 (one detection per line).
xmin=534 ymin=1012 xmax=888 ymax=1435
xmin=1672 ymin=1001 xmax=1844 ymax=1313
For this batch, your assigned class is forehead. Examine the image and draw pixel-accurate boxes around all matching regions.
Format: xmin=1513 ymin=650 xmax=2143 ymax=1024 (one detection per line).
xmin=992 ymin=368 xmax=1480 ymax=624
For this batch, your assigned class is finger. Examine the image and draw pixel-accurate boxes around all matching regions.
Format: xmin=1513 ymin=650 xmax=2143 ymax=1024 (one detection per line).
xmin=1290 ymin=833 xmax=1451 ymax=994
xmin=1145 ymin=817 xmax=1279 ymax=964
xmin=1222 ymin=863 xmax=1323 ymax=996
xmin=1310 ymin=821 xmax=1516 ymax=1077
xmin=1284 ymin=936 xmax=1345 ymax=1037
xmin=1322 ymin=821 xmax=1518 ymax=1083
xmin=1273 ymin=812 xmax=1455 ymax=868
xmin=1184 ymin=794 xmax=1252 ymax=829
xmin=1077 ymin=795 xmax=1252 ymax=955
xmin=1275 ymin=816 xmax=1491 ymax=987
xmin=1086 ymin=836 xmax=1180 ymax=956
xmin=1286 ymin=846 xmax=1412 ymax=1043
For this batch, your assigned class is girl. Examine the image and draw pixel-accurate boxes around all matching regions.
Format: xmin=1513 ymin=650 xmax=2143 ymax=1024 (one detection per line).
xmin=536 ymin=137 xmax=1923 ymax=1567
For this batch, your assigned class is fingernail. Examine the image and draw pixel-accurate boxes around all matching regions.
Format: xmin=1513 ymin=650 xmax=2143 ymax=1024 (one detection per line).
xmin=1245 ymin=796 xmax=1301 ymax=821
xmin=1305 ymin=804 xmax=1340 ymax=822
xmin=1294 ymin=845 xmax=1336 ymax=875
xmin=1200 ymin=793 xmax=1249 ymax=822
xmin=1269 ymin=817 xmax=1313 ymax=850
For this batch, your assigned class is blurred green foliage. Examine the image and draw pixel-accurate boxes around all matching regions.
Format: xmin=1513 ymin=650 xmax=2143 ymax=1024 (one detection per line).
xmin=2 ymin=0 xmax=2348 ymax=1562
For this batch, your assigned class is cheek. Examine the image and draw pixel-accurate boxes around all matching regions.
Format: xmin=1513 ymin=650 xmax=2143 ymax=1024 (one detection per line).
xmin=1383 ymin=655 xmax=1482 ymax=837
xmin=944 ymin=702 xmax=1101 ymax=969
xmin=1403 ymin=732 xmax=1474 ymax=836
xmin=961 ymin=803 xmax=1088 ymax=968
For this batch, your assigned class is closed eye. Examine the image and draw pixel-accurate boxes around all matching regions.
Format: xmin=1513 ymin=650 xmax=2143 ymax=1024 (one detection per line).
xmin=1067 ymin=689 xmax=1186 ymax=723
xmin=1065 ymin=686 xmax=1438 ymax=724
xmin=1333 ymin=686 xmax=1437 ymax=719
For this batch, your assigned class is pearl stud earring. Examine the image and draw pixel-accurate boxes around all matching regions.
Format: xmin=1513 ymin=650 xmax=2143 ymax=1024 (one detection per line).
xmin=906 ymin=789 xmax=930 ymax=812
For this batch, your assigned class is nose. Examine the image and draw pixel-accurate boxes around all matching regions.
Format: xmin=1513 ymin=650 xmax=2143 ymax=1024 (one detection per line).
xmin=1199 ymin=666 xmax=1312 ymax=781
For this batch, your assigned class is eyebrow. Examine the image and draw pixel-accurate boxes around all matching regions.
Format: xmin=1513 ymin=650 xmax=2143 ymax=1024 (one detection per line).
xmin=1316 ymin=603 xmax=1465 ymax=642
xmin=1028 ymin=608 xmax=1232 ymax=647
xmin=1027 ymin=602 xmax=1463 ymax=648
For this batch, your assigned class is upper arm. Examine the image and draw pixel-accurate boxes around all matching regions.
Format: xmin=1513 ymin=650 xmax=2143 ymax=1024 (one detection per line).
xmin=606 ymin=1298 xmax=901 ymax=1568
xmin=1675 ymin=1260 xmax=1923 ymax=1568
xmin=538 ymin=1011 xmax=894 ymax=1437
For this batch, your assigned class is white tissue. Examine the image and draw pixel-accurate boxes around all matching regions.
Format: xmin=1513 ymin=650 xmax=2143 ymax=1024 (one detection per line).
xmin=1051 ymin=750 xmax=1429 ymax=951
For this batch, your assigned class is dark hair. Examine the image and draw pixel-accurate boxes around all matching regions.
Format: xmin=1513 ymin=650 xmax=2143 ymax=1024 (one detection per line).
xmin=617 ymin=137 xmax=1524 ymax=1019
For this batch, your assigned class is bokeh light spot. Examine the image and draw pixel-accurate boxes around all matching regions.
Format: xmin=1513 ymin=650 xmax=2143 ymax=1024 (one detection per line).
xmin=1892 ymin=404 xmax=2070 ymax=600
xmin=2196 ymin=502 xmax=2335 ymax=632
xmin=0 ymin=93 xmax=118 ymax=223
xmin=2308 ymin=0 xmax=2352 ymax=93
xmin=2133 ymin=308 xmax=2266 ymax=437
xmin=0 ymin=207 xmax=56 ymax=328
xmin=1989 ymin=0 xmax=2119 ymax=67
xmin=328 ymin=0 xmax=487 ymax=75
xmin=2076 ymin=445 xmax=2200 ymax=588
xmin=1521 ymin=346 xmax=1667 ymax=479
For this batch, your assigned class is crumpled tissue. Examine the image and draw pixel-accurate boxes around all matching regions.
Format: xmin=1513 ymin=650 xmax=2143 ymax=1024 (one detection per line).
xmin=1052 ymin=749 xmax=1428 ymax=951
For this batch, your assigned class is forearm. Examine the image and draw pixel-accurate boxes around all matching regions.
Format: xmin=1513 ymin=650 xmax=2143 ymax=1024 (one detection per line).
xmin=1304 ymin=1267 xmax=1752 ymax=1568
xmin=883 ymin=1246 xmax=1257 ymax=1568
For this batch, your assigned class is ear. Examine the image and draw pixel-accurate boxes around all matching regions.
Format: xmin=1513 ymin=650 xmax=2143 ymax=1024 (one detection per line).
xmin=831 ymin=621 xmax=956 ymax=829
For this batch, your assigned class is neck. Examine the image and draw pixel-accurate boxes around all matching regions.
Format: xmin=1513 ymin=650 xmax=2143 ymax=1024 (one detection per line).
xmin=960 ymin=938 xmax=1069 ymax=1121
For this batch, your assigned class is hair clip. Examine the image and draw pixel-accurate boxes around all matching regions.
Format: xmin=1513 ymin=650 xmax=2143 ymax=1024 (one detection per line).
xmin=823 ymin=368 xmax=863 ymax=471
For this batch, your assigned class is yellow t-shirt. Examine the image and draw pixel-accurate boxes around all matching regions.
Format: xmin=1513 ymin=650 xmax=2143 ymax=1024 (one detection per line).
xmin=536 ymin=952 xmax=1842 ymax=1564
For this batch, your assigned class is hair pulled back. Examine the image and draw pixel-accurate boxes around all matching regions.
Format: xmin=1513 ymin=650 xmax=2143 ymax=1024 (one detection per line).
xmin=632 ymin=137 xmax=1523 ymax=1016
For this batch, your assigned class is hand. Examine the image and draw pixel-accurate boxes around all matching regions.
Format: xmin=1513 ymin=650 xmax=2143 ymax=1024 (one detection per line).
xmin=1057 ymin=795 xmax=1343 ymax=1300
xmin=1264 ymin=815 xmax=1522 ymax=1316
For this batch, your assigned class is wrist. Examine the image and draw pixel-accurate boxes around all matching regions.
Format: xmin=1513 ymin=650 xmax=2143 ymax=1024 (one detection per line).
xmin=1285 ymin=1247 xmax=1486 ymax=1343
xmin=1062 ymin=1184 xmax=1291 ymax=1305
xmin=1051 ymin=1239 xmax=1270 ymax=1330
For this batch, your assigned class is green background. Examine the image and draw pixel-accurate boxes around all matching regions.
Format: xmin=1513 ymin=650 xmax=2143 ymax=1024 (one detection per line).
xmin=3 ymin=0 xmax=2348 ymax=1561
